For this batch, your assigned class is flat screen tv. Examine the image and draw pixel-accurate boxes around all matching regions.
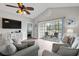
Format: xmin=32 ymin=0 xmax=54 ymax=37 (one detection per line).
xmin=2 ymin=18 xmax=21 ymax=29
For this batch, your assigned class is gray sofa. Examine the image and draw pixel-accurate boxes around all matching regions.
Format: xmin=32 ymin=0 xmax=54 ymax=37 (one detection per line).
xmin=0 ymin=39 xmax=39 ymax=56
xmin=0 ymin=33 xmax=39 ymax=56
xmin=42 ymin=43 xmax=79 ymax=56
xmin=42 ymin=35 xmax=79 ymax=56
xmin=0 ymin=44 xmax=39 ymax=56
xmin=42 ymin=48 xmax=79 ymax=56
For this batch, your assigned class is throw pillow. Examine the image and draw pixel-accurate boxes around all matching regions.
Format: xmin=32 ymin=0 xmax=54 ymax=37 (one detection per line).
xmin=71 ymin=37 xmax=79 ymax=49
xmin=76 ymin=44 xmax=79 ymax=49
xmin=63 ymin=36 xmax=75 ymax=46
xmin=11 ymin=33 xmax=22 ymax=44
xmin=57 ymin=46 xmax=78 ymax=56
xmin=42 ymin=50 xmax=59 ymax=56
xmin=0 ymin=44 xmax=17 ymax=56
xmin=63 ymin=36 xmax=70 ymax=44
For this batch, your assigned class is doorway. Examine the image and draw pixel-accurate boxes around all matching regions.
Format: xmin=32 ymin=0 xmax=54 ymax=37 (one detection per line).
xmin=27 ymin=23 xmax=33 ymax=39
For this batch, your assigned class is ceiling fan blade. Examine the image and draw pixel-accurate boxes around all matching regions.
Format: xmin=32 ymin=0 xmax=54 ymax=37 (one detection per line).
xmin=26 ymin=7 xmax=34 ymax=10
xmin=6 ymin=5 xmax=18 ymax=8
xmin=25 ymin=10 xmax=30 ymax=14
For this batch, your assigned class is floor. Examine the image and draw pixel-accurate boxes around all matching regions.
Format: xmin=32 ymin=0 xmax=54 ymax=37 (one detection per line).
xmin=34 ymin=39 xmax=64 ymax=56
xmin=35 ymin=39 xmax=56 ymax=56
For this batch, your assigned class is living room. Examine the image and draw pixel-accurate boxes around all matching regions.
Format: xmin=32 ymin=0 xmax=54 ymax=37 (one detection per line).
xmin=0 ymin=3 xmax=79 ymax=56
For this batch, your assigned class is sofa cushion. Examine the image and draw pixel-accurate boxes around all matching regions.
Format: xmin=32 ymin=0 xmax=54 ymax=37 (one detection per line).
xmin=21 ymin=40 xmax=35 ymax=47
xmin=42 ymin=50 xmax=59 ymax=56
xmin=13 ymin=42 xmax=28 ymax=50
xmin=77 ymin=51 xmax=79 ymax=56
xmin=71 ymin=37 xmax=79 ymax=49
xmin=52 ymin=43 xmax=69 ymax=53
xmin=0 ymin=44 xmax=17 ymax=56
xmin=57 ymin=46 xmax=78 ymax=56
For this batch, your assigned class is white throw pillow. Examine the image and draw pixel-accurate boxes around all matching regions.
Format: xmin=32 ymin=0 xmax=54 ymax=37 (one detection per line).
xmin=1 ymin=44 xmax=17 ymax=55
xmin=71 ymin=37 xmax=79 ymax=48
xmin=76 ymin=44 xmax=79 ymax=49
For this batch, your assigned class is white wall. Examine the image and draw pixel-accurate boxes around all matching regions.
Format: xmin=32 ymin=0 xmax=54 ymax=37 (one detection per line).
xmin=22 ymin=19 xmax=33 ymax=40
xmin=32 ymin=20 xmax=38 ymax=38
xmin=0 ymin=9 xmax=32 ymax=40
xmin=35 ymin=7 xmax=79 ymax=22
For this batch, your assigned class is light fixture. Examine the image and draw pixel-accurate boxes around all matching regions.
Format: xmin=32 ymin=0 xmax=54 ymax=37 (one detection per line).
xmin=16 ymin=9 xmax=23 ymax=14
xmin=66 ymin=29 xmax=74 ymax=36
xmin=6 ymin=3 xmax=34 ymax=15
xmin=67 ymin=29 xmax=73 ymax=33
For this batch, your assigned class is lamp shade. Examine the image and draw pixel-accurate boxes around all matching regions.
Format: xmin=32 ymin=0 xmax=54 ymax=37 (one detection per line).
xmin=66 ymin=29 xmax=74 ymax=36
xmin=67 ymin=29 xmax=73 ymax=33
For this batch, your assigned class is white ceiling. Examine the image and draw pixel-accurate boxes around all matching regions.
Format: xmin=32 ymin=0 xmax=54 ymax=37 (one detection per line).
xmin=0 ymin=3 xmax=79 ymax=19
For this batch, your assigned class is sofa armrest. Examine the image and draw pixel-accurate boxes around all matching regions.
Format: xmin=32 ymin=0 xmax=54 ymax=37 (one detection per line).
xmin=12 ymin=45 xmax=39 ymax=56
xmin=52 ymin=43 xmax=69 ymax=53
xmin=57 ymin=46 xmax=79 ymax=56
xmin=42 ymin=50 xmax=59 ymax=56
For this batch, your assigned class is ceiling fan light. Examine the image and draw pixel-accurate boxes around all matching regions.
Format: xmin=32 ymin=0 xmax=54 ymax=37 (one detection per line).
xmin=16 ymin=10 xmax=23 ymax=14
xmin=19 ymin=12 xmax=23 ymax=14
xmin=23 ymin=11 xmax=26 ymax=14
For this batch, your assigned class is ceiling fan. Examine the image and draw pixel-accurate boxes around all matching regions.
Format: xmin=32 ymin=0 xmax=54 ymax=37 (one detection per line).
xmin=5 ymin=3 xmax=34 ymax=15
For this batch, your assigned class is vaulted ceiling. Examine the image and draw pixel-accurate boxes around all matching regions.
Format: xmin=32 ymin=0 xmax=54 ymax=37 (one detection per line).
xmin=0 ymin=3 xmax=79 ymax=19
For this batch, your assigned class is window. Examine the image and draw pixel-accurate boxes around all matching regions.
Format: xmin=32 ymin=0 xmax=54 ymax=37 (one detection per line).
xmin=38 ymin=18 xmax=64 ymax=41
